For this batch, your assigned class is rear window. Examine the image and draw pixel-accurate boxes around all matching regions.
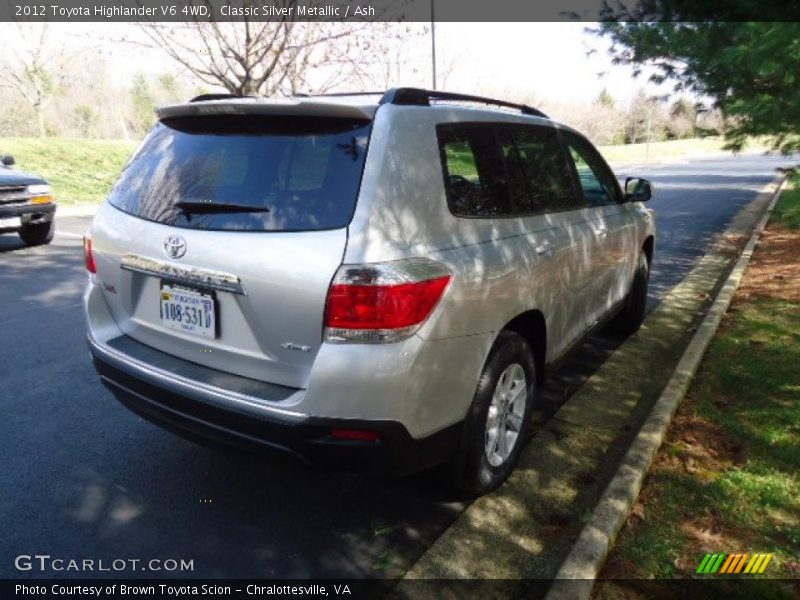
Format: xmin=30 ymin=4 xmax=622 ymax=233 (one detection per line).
xmin=107 ymin=115 xmax=372 ymax=232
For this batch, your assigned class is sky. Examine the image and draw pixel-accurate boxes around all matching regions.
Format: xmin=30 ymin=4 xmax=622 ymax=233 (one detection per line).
xmin=431 ymin=23 xmax=666 ymax=104
xmin=3 ymin=22 xmax=668 ymax=107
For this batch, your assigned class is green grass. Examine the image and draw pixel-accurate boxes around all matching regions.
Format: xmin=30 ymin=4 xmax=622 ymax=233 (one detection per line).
xmin=0 ymin=137 xmax=138 ymax=204
xmin=600 ymin=181 xmax=800 ymax=588
xmin=598 ymin=137 xmax=771 ymax=164
xmin=610 ymin=299 xmax=800 ymax=581
xmin=694 ymin=299 xmax=800 ymax=523
xmin=772 ymin=173 xmax=800 ymax=229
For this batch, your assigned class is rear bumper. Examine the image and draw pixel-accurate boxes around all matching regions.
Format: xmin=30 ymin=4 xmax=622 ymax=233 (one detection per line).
xmin=0 ymin=202 xmax=55 ymax=231
xmin=87 ymin=333 xmax=461 ymax=474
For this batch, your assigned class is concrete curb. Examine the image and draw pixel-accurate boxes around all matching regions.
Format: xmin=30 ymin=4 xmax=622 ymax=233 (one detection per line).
xmin=544 ymin=173 xmax=790 ymax=600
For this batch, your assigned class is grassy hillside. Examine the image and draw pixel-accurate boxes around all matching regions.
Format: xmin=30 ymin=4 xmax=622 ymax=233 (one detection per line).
xmin=598 ymin=136 xmax=770 ymax=164
xmin=0 ymin=137 xmax=138 ymax=204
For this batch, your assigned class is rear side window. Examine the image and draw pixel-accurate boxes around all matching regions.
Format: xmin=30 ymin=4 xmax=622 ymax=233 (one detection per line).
xmin=438 ymin=124 xmax=512 ymax=217
xmin=107 ymin=115 xmax=371 ymax=232
xmin=438 ymin=122 xmax=578 ymax=218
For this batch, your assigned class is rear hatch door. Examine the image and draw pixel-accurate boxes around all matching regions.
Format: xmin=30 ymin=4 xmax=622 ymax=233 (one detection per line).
xmin=91 ymin=106 xmax=373 ymax=389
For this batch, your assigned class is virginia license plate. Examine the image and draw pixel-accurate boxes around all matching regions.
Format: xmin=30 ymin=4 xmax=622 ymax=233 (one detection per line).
xmin=160 ymin=284 xmax=216 ymax=338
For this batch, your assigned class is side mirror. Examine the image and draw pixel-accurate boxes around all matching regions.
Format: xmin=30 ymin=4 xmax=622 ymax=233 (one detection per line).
xmin=625 ymin=177 xmax=653 ymax=202
xmin=1 ymin=155 xmax=15 ymax=166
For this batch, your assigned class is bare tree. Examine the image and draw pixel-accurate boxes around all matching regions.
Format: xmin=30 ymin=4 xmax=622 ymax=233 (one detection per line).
xmin=543 ymin=97 xmax=627 ymax=147
xmin=0 ymin=24 xmax=74 ymax=136
xmin=624 ymin=90 xmax=669 ymax=144
xmin=666 ymin=97 xmax=697 ymax=139
xmin=369 ymin=23 xmax=436 ymax=90
xmin=138 ymin=1 xmax=408 ymax=96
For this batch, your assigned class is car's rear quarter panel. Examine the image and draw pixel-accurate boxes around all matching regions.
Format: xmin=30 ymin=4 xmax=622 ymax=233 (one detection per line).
xmin=337 ymin=106 xmax=592 ymax=434
xmin=349 ymin=106 xmax=588 ymax=351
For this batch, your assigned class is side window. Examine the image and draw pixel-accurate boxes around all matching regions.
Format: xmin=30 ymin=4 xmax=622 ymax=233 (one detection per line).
xmin=438 ymin=124 xmax=515 ymax=217
xmin=564 ymin=133 xmax=621 ymax=207
xmin=510 ymin=125 xmax=580 ymax=213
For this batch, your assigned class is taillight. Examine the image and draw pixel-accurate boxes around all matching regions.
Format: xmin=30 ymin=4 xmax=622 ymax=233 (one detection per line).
xmin=83 ymin=236 xmax=96 ymax=274
xmin=324 ymin=258 xmax=451 ymax=343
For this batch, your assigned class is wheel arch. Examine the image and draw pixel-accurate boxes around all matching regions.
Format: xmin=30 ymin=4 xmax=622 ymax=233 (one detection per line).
xmin=642 ymin=235 xmax=655 ymax=267
xmin=501 ymin=310 xmax=547 ymax=385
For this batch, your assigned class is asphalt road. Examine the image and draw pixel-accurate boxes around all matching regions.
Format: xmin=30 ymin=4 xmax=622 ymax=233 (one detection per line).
xmin=0 ymin=153 xmax=793 ymax=580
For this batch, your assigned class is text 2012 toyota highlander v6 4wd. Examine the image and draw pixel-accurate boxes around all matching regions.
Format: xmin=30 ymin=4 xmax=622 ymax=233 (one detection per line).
xmin=84 ymin=89 xmax=655 ymax=494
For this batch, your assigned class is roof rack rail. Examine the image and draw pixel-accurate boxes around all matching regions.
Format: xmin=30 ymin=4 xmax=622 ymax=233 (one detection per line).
xmin=294 ymin=91 xmax=386 ymax=98
xmin=190 ymin=93 xmax=251 ymax=102
xmin=379 ymin=87 xmax=548 ymax=119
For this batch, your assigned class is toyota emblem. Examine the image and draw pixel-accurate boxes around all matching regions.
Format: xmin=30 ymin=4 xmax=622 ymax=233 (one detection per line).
xmin=163 ymin=234 xmax=187 ymax=259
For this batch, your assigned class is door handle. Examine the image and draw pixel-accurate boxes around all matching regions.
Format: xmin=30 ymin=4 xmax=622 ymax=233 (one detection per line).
xmin=535 ymin=243 xmax=553 ymax=256
xmin=596 ymin=227 xmax=608 ymax=237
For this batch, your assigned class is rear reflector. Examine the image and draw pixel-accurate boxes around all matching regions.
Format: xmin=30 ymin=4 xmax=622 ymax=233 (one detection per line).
xmin=331 ymin=429 xmax=381 ymax=442
xmin=324 ymin=258 xmax=451 ymax=343
xmin=83 ymin=236 xmax=96 ymax=274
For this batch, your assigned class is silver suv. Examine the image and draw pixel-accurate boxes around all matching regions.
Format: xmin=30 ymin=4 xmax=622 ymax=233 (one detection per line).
xmin=85 ymin=88 xmax=655 ymax=494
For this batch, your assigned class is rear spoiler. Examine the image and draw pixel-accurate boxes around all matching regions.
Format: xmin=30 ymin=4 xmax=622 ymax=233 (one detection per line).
xmin=156 ymin=98 xmax=377 ymax=122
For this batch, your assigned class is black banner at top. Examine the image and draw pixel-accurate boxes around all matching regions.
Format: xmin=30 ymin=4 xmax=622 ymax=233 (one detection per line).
xmin=2 ymin=0 xmax=800 ymax=22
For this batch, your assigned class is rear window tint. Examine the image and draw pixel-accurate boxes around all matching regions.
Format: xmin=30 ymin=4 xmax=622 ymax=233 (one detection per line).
xmin=107 ymin=115 xmax=371 ymax=232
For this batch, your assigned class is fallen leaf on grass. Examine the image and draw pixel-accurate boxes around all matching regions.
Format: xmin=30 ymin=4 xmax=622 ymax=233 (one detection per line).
xmin=630 ymin=503 xmax=646 ymax=522
xmin=683 ymin=522 xmax=724 ymax=545
xmin=786 ymin=561 xmax=800 ymax=577
xmin=683 ymin=456 xmax=699 ymax=474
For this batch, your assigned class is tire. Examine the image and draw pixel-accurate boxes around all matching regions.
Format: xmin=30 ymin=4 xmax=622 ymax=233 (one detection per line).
xmin=450 ymin=331 xmax=536 ymax=495
xmin=612 ymin=249 xmax=649 ymax=335
xmin=19 ymin=220 xmax=55 ymax=246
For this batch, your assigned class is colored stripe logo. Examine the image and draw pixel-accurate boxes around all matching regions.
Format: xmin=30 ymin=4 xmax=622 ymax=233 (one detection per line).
xmin=696 ymin=553 xmax=773 ymax=574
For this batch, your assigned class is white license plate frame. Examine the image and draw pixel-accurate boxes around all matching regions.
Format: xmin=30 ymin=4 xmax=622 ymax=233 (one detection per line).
xmin=159 ymin=283 xmax=218 ymax=339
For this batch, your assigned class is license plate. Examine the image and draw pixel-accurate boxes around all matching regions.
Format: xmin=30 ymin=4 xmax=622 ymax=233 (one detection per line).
xmin=160 ymin=284 xmax=216 ymax=338
xmin=0 ymin=216 xmax=21 ymax=229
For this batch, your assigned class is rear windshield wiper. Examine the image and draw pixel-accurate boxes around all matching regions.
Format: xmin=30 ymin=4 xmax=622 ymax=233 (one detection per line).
xmin=174 ymin=200 xmax=271 ymax=214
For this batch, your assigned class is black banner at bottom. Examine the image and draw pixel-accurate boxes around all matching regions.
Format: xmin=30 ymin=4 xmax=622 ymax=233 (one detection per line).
xmin=3 ymin=578 xmax=799 ymax=600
